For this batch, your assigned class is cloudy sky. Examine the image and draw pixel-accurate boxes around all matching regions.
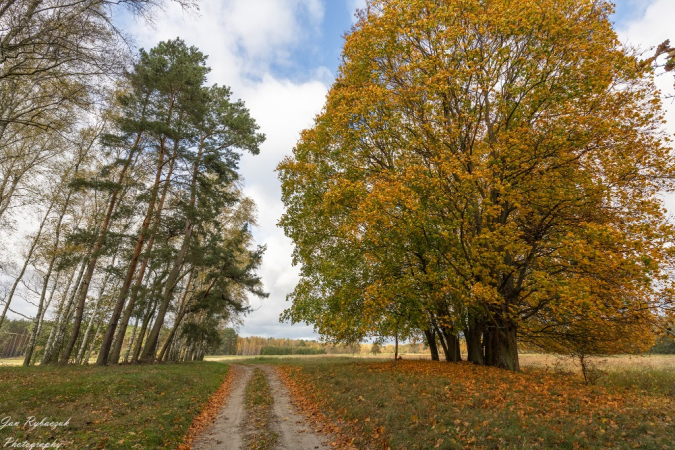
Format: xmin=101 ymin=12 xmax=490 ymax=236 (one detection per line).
xmin=123 ymin=0 xmax=675 ymax=339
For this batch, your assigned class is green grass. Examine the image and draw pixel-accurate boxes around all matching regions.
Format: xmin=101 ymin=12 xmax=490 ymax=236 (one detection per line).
xmin=0 ymin=362 xmax=228 ymax=449
xmin=279 ymin=359 xmax=675 ymax=450
xmin=243 ymin=368 xmax=278 ymax=450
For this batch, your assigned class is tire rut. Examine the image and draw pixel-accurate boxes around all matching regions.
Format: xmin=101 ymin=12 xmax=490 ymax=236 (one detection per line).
xmin=257 ymin=365 xmax=332 ymax=450
xmin=193 ymin=365 xmax=253 ymax=450
xmin=192 ymin=364 xmax=332 ymax=450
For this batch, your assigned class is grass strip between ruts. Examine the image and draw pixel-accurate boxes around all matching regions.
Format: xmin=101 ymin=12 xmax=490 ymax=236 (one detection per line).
xmin=242 ymin=368 xmax=278 ymax=450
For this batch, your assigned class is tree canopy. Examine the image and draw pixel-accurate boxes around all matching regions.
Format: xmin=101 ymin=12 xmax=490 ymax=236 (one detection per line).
xmin=278 ymin=0 xmax=675 ymax=370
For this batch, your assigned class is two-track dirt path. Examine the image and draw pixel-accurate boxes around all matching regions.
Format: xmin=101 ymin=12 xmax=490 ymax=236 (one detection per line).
xmin=192 ymin=364 xmax=331 ymax=450
xmin=193 ymin=365 xmax=253 ymax=450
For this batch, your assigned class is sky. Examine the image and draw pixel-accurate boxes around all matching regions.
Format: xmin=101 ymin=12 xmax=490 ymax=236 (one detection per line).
xmin=122 ymin=0 xmax=675 ymax=339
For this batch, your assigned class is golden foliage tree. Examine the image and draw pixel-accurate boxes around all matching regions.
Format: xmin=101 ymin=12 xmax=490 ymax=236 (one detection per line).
xmin=278 ymin=0 xmax=675 ymax=370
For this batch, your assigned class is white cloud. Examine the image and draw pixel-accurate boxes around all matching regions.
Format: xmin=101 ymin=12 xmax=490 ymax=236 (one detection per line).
xmin=618 ymin=0 xmax=674 ymax=48
xmin=236 ymin=76 xmax=327 ymax=338
xmin=126 ymin=0 xmax=332 ymax=338
xmin=617 ymin=0 xmax=675 ymax=216
xmin=225 ymin=0 xmax=323 ymax=64
xmin=347 ymin=0 xmax=367 ymax=23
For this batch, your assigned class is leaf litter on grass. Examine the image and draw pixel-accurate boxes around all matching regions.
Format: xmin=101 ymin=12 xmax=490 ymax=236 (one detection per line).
xmin=279 ymin=360 xmax=675 ymax=450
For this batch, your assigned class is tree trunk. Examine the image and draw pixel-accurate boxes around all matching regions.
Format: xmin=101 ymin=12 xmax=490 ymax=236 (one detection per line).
xmin=0 ymin=170 xmax=22 ymax=223
xmin=106 ymin=148 xmax=176 ymax=364
xmin=75 ymin=260 xmax=121 ymax=364
xmin=424 ymin=329 xmax=440 ymax=361
xmin=42 ymin=255 xmax=88 ymax=364
xmin=139 ymin=138 xmax=203 ymax=363
xmin=131 ymin=293 xmax=159 ymax=363
xmin=465 ymin=315 xmax=485 ymax=365
xmin=75 ymin=295 xmax=101 ymax=365
xmin=483 ymin=317 xmax=519 ymax=371
xmin=440 ymin=327 xmax=461 ymax=362
xmin=83 ymin=319 xmax=104 ymax=365
xmin=23 ymin=173 xmax=81 ymax=365
xmin=123 ymin=316 xmax=139 ymax=363
xmin=36 ymin=272 xmax=60 ymax=344
xmin=74 ymin=277 xmax=110 ymax=365
xmin=41 ymin=269 xmax=76 ymax=364
xmin=60 ymin=133 xmax=142 ymax=365
xmin=23 ymin=256 xmax=56 ymax=366
xmin=0 ymin=197 xmax=55 ymax=329
xmin=157 ymin=270 xmax=194 ymax=362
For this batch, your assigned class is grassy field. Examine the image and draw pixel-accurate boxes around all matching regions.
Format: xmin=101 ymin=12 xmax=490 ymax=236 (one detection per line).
xmin=272 ymin=356 xmax=675 ymax=450
xmin=1 ymin=353 xmax=673 ymax=449
xmin=0 ymin=362 xmax=229 ymax=449
xmin=0 ymin=356 xmax=24 ymax=366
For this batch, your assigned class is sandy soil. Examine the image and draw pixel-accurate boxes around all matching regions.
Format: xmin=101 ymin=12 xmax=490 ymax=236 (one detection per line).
xmin=258 ymin=365 xmax=332 ymax=450
xmin=192 ymin=364 xmax=332 ymax=450
xmin=192 ymin=365 xmax=253 ymax=450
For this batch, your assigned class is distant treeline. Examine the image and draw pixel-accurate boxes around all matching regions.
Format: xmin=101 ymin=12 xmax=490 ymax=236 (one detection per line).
xmin=209 ymin=328 xmax=432 ymax=357
xmin=4 ymin=321 xmax=674 ymax=359
xmin=260 ymin=346 xmax=325 ymax=355
xmin=209 ymin=329 xmax=358 ymax=356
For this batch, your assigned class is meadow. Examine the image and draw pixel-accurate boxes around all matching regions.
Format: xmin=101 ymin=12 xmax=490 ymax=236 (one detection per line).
xmin=270 ymin=354 xmax=675 ymax=449
xmin=0 ymin=362 xmax=228 ymax=449
xmin=0 ymin=354 xmax=673 ymax=449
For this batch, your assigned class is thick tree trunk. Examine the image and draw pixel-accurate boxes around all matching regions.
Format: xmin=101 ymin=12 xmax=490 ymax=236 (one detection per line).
xmin=483 ymin=318 xmax=519 ymax=371
xmin=440 ymin=327 xmax=462 ymax=362
xmin=436 ymin=326 xmax=450 ymax=360
xmin=465 ymin=315 xmax=485 ymax=365
xmin=424 ymin=329 xmax=440 ymax=361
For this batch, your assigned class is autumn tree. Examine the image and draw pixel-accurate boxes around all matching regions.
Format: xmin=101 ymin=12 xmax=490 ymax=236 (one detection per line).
xmin=278 ymin=0 xmax=675 ymax=370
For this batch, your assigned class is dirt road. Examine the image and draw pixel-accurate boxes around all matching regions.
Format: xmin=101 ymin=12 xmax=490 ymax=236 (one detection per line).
xmin=192 ymin=364 xmax=332 ymax=450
